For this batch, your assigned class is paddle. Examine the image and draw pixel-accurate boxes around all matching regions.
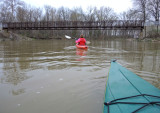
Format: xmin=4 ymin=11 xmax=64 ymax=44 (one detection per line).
xmin=65 ymin=35 xmax=71 ymax=39
xmin=65 ymin=35 xmax=90 ymax=44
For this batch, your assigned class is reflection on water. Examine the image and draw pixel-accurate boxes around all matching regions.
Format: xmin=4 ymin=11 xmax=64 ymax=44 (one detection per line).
xmin=76 ymin=49 xmax=87 ymax=61
xmin=0 ymin=39 xmax=159 ymax=113
xmin=76 ymin=48 xmax=87 ymax=56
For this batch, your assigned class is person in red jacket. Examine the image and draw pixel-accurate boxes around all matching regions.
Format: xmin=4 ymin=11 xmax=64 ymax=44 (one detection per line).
xmin=76 ymin=34 xmax=86 ymax=45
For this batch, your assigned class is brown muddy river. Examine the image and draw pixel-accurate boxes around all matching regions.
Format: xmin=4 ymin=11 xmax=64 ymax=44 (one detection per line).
xmin=0 ymin=39 xmax=159 ymax=113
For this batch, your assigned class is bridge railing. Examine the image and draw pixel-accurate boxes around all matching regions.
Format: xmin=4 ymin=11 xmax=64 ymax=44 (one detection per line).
xmin=2 ymin=20 xmax=144 ymax=30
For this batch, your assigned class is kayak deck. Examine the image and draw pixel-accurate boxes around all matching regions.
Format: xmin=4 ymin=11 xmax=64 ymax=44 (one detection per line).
xmin=76 ymin=44 xmax=88 ymax=49
xmin=103 ymin=60 xmax=160 ymax=113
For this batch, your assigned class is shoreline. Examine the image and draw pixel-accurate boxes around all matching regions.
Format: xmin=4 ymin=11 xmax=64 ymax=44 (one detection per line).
xmin=0 ymin=31 xmax=33 ymax=41
xmin=0 ymin=31 xmax=160 ymax=42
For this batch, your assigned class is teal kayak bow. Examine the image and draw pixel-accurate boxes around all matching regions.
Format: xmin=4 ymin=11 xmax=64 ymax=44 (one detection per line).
xmin=103 ymin=60 xmax=160 ymax=113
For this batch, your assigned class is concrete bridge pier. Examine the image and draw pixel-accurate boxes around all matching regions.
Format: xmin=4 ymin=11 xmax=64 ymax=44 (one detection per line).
xmin=139 ymin=27 xmax=145 ymax=39
xmin=0 ymin=23 xmax=2 ymax=32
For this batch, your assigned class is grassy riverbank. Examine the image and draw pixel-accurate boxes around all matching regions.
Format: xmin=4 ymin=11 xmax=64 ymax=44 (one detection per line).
xmin=1 ymin=30 xmax=160 ymax=42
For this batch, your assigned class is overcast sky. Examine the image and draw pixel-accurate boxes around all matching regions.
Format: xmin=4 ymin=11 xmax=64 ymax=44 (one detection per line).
xmin=22 ymin=0 xmax=133 ymax=13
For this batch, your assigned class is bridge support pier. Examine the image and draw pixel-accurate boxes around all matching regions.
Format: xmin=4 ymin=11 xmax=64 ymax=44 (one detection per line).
xmin=144 ymin=26 xmax=147 ymax=38
xmin=0 ymin=23 xmax=2 ymax=32
xmin=139 ymin=27 xmax=146 ymax=39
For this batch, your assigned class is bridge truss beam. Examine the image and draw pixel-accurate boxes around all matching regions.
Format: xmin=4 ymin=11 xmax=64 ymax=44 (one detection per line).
xmin=2 ymin=20 xmax=144 ymax=30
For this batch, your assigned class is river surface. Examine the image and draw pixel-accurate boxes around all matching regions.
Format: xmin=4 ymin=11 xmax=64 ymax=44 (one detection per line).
xmin=0 ymin=39 xmax=160 ymax=113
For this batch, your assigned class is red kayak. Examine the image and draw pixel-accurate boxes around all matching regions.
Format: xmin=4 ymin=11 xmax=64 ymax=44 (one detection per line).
xmin=76 ymin=44 xmax=88 ymax=49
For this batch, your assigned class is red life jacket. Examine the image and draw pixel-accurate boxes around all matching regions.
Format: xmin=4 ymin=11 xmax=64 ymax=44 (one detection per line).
xmin=77 ymin=38 xmax=86 ymax=45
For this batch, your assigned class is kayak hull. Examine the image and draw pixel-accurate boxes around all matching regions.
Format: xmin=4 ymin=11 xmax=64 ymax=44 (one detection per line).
xmin=103 ymin=60 xmax=160 ymax=113
xmin=76 ymin=44 xmax=88 ymax=49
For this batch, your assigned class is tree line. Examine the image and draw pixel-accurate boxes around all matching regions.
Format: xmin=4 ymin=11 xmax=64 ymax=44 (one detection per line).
xmin=0 ymin=0 xmax=159 ymax=39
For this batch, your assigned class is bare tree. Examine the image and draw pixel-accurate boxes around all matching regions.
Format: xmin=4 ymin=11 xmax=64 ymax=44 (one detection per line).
xmin=50 ymin=7 xmax=56 ymax=21
xmin=56 ymin=7 xmax=70 ymax=21
xmin=96 ymin=7 xmax=117 ymax=21
xmin=86 ymin=6 xmax=96 ymax=21
xmin=147 ymin=0 xmax=160 ymax=34
xmin=16 ymin=6 xmax=27 ymax=22
xmin=70 ymin=7 xmax=85 ymax=21
xmin=44 ymin=5 xmax=51 ymax=21
xmin=2 ymin=0 xmax=24 ymax=21
xmin=0 ymin=3 xmax=11 ymax=22
xmin=119 ymin=9 xmax=142 ymax=20
xmin=32 ymin=8 xmax=42 ymax=22
xmin=132 ymin=0 xmax=149 ymax=22
xmin=147 ymin=0 xmax=160 ymax=22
